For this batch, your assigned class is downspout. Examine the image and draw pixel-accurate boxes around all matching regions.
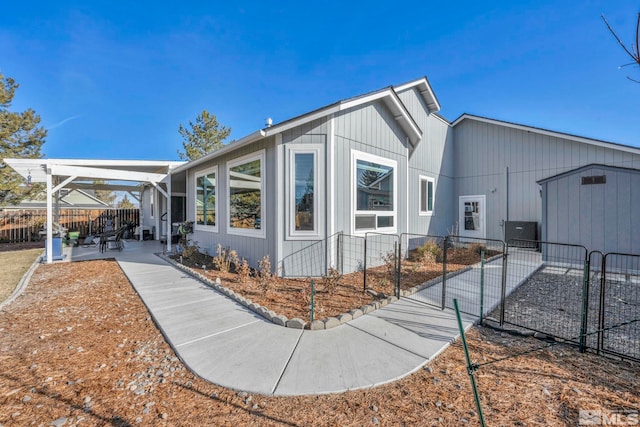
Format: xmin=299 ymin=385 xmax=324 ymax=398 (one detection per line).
xmin=504 ymin=166 xmax=509 ymax=240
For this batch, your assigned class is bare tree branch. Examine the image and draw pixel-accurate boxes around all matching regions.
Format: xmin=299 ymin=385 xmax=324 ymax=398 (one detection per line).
xmin=602 ymin=13 xmax=640 ymax=82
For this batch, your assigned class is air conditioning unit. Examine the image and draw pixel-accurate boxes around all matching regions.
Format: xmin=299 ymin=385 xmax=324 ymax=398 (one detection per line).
xmin=505 ymin=221 xmax=537 ymax=247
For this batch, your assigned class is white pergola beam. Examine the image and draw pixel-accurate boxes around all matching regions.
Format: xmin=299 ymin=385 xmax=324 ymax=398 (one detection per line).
xmin=50 ymin=164 xmax=167 ymax=183
xmin=52 ymin=175 xmax=78 ymax=193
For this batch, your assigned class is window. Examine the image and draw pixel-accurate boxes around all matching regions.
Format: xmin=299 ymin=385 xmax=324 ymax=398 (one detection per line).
xmin=195 ymin=166 xmax=217 ymax=230
xmin=352 ymin=150 xmax=397 ymax=232
xmin=228 ymin=151 xmax=265 ymax=238
xmin=288 ymin=147 xmax=319 ymax=237
xmin=419 ymin=176 xmax=434 ymax=215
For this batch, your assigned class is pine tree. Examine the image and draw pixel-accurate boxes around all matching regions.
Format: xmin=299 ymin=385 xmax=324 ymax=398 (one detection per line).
xmin=0 ymin=74 xmax=47 ymax=205
xmin=177 ymin=110 xmax=231 ymax=161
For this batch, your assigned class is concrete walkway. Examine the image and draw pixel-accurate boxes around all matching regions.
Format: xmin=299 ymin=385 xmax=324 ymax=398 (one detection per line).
xmin=67 ymin=240 xmax=540 ymax=396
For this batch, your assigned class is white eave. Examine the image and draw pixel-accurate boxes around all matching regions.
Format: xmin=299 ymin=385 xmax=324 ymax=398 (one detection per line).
xmin=451 ymin=114 xmax=640 ymax=156
xmin=394 ymin=76 xmax=441 ymax=114
xmin=175 ymin=84 xmax=426 ymax=172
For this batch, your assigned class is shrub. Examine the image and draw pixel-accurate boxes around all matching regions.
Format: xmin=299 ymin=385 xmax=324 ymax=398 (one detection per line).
xmin=258 ymin=255 xmax=274 ymax=293
xmin=213 ymin=244 xmax=232 ymax=272
xmin=322 ymin=266 xmax=342 ymax=294
xmin=236 ymin=257 xmax=251 ymax=283
xmin=468 ymin=243 xmax=487 ymax=256
xmin=417 ymin=240 xmax=443 ymax=263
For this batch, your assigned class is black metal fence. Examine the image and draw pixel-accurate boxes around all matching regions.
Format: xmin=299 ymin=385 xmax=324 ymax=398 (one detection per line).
xmin=497 ymin=241 xmax=640 ymax=362
xmin=280 ymin=231 xmax=640 ymax=362
xmin=0 ymin=208 xmax=140 ymax=243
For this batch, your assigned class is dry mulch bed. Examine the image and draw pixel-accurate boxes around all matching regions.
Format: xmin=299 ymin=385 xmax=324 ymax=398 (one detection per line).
xmin=1 ymin=259 xmax=639 ymax=426
xmin=173 ymin=247 xmax=487 ymax=322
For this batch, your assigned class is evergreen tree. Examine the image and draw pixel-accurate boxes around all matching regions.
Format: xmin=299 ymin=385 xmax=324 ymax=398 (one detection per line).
xmin=117 ymin=194 xmax=136 ymax=209
xmin=0 ymin=74 xmax=47 ymax=205
xmin=177 ymin=110 xmax=231 ymax=161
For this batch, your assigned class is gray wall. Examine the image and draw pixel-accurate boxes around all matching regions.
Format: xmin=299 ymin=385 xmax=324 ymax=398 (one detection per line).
xmin=541 ymin=165 xmax=640 ymax=253
xmin=278 ymin=118 xmax=329 ymax=272
xmin=453 ymin=119 xmax=640 ymax=241
xmin=397 ymin=87 xmax=455 ymax=237
xmin=333 ymin=100 xmax=410 ymax=237
xmin=187 ymin=136 xmax=277 ymax=269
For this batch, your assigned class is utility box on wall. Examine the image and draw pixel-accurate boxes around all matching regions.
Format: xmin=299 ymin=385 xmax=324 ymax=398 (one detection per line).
xmin=505 ymin=221 xmax=537 ymax=244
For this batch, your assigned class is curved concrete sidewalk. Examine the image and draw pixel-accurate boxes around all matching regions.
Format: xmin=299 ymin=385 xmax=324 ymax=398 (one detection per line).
xmin=117 ymin=252 xmax=478 ymax=396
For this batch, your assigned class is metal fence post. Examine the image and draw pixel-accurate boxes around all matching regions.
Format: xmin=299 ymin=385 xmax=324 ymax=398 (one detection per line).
xmin=579 ymin=254 xmax=591 ymax=353
xmin=441 ymin=236 xmax=448 ymax=310
xmin=597 ymin=254 xmax=607 ymax=355
xmin=396 ymin=239 xmax=402 ymax=298
xmin=499 ymin=242 xmax=509 ymax=326
xmin=363 ymin=235 xmax=367 ymax=292
xmin=310 ymin=280 xmax=315 ymax=322
xmin=480 ymin=249 xmax=485 ymax=324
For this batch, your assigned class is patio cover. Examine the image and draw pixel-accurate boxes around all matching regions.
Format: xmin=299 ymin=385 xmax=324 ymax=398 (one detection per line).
xmin=3 ymin=158 xmax=185 ymax=263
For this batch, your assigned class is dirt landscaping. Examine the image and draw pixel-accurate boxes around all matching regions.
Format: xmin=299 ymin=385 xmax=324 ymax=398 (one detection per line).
xmin=1 ymin=257 xmax=639 ymax=426
xmin=172 ymin=244 xmax=493 ymax=322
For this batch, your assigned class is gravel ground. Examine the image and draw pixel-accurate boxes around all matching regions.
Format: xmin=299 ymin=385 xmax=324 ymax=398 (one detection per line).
xmin=493 ymin=264 xmax=640 ymax=360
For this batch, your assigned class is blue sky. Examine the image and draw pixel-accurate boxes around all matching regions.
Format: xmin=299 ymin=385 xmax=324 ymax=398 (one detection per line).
xmin=1 ymin=1 xmax=639 ymax=161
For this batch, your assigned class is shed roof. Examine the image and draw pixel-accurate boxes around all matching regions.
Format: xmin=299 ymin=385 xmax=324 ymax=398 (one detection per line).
xmin=537 ymin=163 xmax=640 ymax=184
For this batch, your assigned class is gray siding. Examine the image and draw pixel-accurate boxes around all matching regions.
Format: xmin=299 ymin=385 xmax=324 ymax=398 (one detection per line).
xmin=278 ymin=118 xmax=329 ymax=273
xmin=453 ymin=119 xmax=640 ymax=241
xmin=186 ymin=137 xmax=277 ymax=269
xmin=542 ymin=165 xmax=640 ymax=253
xmin=399 ymin=87 xmax=455 ymax=237
xmin=333 ymin=101 xmax=410 ymax=237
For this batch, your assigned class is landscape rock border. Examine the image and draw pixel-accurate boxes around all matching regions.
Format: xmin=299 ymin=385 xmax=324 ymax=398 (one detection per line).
xmin=157 ymin=253 xmax=396 ymax=330
xmin=0 ymin=249 xmax=45 ymax=311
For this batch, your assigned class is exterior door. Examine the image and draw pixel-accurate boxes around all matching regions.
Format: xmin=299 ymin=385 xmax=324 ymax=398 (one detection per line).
xmin=459 ymin=195 xmax=486 ymax=239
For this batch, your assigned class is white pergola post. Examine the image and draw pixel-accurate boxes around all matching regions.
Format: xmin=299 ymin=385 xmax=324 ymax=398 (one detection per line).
xmin=166 ymin=178 xmax=172 ymax=253
xmin=45 ymin=168 xmax=53 ymax=264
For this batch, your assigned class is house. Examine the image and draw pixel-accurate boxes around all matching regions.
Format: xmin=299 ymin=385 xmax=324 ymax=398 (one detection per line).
xmin=6 ymin=77 xmax=640 ymax=265
xmin=157 ymin=76 xmax=640 ymax=272
xmin=156 ymin=78 xmax=640 ymax=274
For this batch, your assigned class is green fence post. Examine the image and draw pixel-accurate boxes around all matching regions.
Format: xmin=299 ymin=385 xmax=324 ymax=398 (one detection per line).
xmin=454 ymin=298 xmax=486 ymax=427
xmin=310 ymin=279 xmax=315 ymax=323
xmin=480 ymin=249 xmax=485 ymax=324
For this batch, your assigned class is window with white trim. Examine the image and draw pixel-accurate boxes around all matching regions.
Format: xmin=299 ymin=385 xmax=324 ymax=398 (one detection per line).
xmin=352 ymin=151 xmax=397 ymax=232
xmin=419 ymin=176 xmax=434 ymax=215
xmin=289 ymin=148 xmax=319 ymax=236
xmin=228 ymin=151 xmax=265 ymax=237
xmin=195 ymin=166 xmax=218 ymax=230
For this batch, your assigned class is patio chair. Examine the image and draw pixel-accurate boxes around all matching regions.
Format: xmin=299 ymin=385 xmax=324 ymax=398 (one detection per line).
xmin=99 ymin=226 xmax=127 ymax=253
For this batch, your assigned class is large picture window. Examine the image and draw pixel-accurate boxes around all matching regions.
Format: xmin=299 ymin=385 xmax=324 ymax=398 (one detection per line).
xmin=228 ymin=151 xmax=265 ymax=237
xmin=289 ymin=147 xmax=319 ymax=237
xmin=352 ymin=151 xmax=397 ymax=232
xmin=195 ymin=167 xmax=217 ymax=230
xmin=419 ymin=175 xmax=434 ymax=215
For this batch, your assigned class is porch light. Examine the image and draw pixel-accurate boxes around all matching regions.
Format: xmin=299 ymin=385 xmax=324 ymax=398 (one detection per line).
xmin=27 ymin=170 xmax=32 ymax=187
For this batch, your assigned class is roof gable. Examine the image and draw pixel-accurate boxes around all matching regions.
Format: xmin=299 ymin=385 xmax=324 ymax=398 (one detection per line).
xmin=393 ymin=76 xmax=441 ymax=113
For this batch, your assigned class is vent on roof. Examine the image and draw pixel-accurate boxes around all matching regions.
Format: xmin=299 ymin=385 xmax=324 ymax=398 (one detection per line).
xmin=581 ymin=175 xmax=606 ymax=185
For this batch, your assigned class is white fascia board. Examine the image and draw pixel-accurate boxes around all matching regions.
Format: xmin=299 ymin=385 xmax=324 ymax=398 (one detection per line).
xmin=340 ymin=88 xmax=422 ymax=147
xmin=264 ymin=105 xmax=340 ymax=137
xmin=451 ymin=114 xmax=640 ymax=156
xmin=171 ymin=130 xmax=266 ymax=174
xmin=50 ymin=164 xmax=167 ymax=183
xmin=393 ymin=77 xmax=441 ymax=113
xmin=69 ymin=183 xmax=143 ymax=192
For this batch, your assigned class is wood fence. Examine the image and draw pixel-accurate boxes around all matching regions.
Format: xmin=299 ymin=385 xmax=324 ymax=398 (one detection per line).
xmin=0 ymin=208 xmax=140 ymax=243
